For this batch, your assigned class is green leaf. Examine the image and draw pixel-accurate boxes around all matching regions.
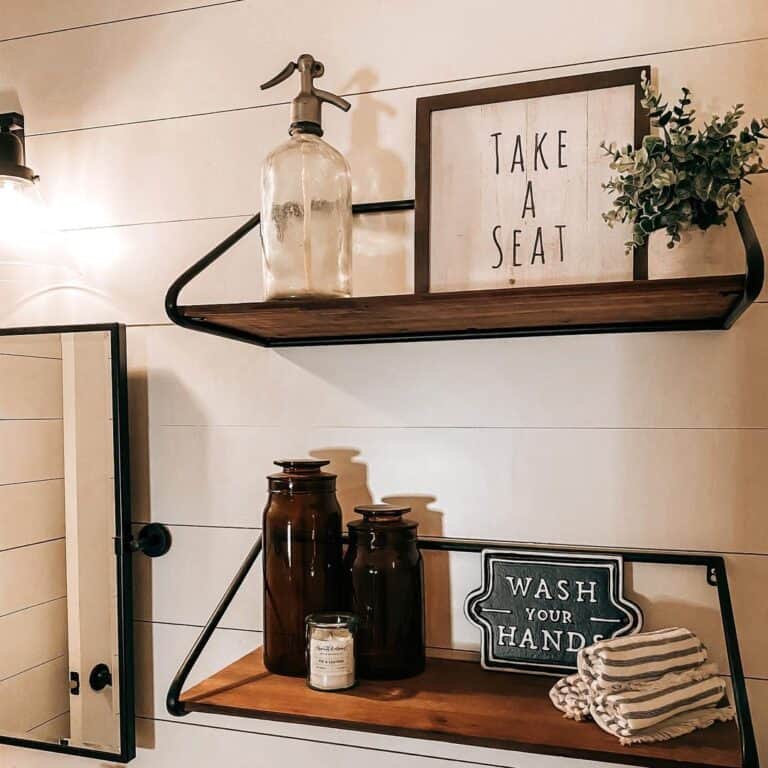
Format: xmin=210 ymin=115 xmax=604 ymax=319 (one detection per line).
xmin=600 ymin=80 xmax=765 ymax=251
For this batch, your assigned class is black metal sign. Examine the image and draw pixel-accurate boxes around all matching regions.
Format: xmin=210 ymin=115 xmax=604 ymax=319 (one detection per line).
xmin=465 ymin=549 xmax=643 ymax=675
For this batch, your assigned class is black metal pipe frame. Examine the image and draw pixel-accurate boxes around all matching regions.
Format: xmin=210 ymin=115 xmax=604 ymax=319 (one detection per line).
xmin=724 ymin=205 xmax=765 ymax=328
xmin=165 ymin=201 xmax=763 ymax=346
xmin=165 ymin=536 xmax=758 ymax=768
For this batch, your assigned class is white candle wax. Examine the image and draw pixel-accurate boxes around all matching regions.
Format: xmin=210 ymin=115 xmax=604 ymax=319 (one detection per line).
xmin=308 ymin=627 xmax=355 ymax=691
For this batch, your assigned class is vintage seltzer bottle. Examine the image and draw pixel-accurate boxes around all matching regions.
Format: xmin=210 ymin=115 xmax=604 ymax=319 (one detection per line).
xmin=259 ymin=54 xmax=352 ymax=300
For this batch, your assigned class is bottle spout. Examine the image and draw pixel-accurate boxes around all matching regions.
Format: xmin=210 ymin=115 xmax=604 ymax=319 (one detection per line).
xmin=314 ymin=87 xmax=351 ymax=113
xmin=260 ymin=54 xmax=349 ymax=136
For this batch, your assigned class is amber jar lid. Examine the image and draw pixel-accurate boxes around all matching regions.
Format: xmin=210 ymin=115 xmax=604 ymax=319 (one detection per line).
xmin=268 ymin=458 xmax=337 ymax=493
xmin=348 ymin=503 xmax=417 ymax=531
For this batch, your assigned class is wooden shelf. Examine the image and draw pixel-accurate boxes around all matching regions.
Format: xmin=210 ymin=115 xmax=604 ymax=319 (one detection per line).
xmin=175 ymin=275 xmax=749 ymax=347
xmin=180 ymin=648 xmax=741 ymax=768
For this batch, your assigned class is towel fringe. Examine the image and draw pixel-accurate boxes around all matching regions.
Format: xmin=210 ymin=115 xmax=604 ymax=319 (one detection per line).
xmin=617 ymin=706 xmax=735 ymax=746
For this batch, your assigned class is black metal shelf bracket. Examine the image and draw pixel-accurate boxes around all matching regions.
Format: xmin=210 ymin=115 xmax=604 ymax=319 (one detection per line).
xmin=166 ymin=534 xmax=262 ymax=716
xmin=164 ymin=199 xmax=415 ymax=346
xmin=165 ymin=537 xmax=758 ymax=768
xmin=724 ymin=205 xmax=764 ymax=328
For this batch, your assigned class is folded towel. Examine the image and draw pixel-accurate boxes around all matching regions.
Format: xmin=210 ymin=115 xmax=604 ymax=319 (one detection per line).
xmin=590 ymin=674 xmax=735 ymax=745
xmin=549 ymin=673 xmax=592 ymax=720
xmin=551 ymin=662 xmax=720 ymax=720
xmin=578 ymin=627 xmax=708 ymax=693
xmin=549 ymin=628 xmax=735 ymax=745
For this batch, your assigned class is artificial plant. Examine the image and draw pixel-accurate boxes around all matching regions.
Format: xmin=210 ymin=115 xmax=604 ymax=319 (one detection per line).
xmin=602 ymin=72 xmax=767 ymax=251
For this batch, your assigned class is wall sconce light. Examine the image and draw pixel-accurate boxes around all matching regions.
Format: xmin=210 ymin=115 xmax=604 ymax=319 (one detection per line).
xmin=0 ymin=111 xmax=46 ymax=241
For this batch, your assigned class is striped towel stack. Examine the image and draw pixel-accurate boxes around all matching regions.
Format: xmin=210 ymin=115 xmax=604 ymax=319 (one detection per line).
xmin=549 ymin=628 xmax=735 ymax=745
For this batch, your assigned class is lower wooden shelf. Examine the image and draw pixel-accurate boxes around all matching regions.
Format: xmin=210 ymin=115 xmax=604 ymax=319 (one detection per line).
xmin=180 ymin=648 xmax=741 ymax=768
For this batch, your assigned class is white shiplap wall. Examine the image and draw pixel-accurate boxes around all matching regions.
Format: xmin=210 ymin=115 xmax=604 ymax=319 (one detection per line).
xmin=1 ymin=2 xmax=767 ymax=767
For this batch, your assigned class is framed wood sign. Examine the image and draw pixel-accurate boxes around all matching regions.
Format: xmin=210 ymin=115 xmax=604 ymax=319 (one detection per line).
xmin=415 ymin=67 xmax=650 ymax=293
xmin=465 ymin=549 xmax=643 ymax=675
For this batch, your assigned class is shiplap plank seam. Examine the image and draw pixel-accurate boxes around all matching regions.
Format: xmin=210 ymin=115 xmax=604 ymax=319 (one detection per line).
xmin=153 ymin=424 xmax=768 ymax=430
xmin=60 ymin=213 xmax=253 ymax=233
xmin=0 ymin=418 xmax=63 ymax=422
xmin=0 ymin=478 xmax=64 ymax=488
xmin=133 ymin=616 xmax=768 ymax=680
xmin=25 ymin=710 xmax=69 ymax=735
xmin=0 ymin=653 xmax=65 ymax=684
xmin=138 ymin=715 xmax=531 ymax=768
xmin=0 ymin=1 xmax=243 ymax=45
xmin=0 ymin=536 xmax=66 ymax=554
xmin=131 ymin=520 xmax=768 ymax=558
xmin=0 ymin=595 xmax=66 ymax=621
xmin=24 ymin=35 xmax=768 ymax=137
xmin=0 ymin=354 xmax=63 ymax=361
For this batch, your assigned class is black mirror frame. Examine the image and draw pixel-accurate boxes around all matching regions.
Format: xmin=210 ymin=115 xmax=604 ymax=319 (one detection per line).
xmin=0 ymin=323 xmax=135 ymax=763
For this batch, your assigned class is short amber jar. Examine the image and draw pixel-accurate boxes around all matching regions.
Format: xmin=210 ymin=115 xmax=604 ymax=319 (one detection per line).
xmin=343 ymin=504 xmax=425 ymax=679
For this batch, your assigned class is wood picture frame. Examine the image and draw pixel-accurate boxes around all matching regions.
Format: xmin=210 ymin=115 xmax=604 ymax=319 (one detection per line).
xmin=414 ymin=66 xmax=651 ymax=294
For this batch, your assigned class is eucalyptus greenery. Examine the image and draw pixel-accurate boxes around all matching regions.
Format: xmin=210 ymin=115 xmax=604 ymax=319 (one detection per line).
xmin=601 ymin=72 xmax=767 ymax=251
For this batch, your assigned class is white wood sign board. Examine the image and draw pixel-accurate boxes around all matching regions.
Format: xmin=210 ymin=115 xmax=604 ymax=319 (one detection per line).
xmin=421 ymin=71 xmax=644 ymax=291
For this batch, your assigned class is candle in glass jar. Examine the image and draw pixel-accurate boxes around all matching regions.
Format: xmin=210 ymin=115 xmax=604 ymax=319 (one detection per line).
xmin=305 ymin=613 xmax=357 ymax=691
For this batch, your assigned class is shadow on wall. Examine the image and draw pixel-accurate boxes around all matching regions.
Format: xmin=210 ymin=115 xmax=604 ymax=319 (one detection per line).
xmin=127 ymin=362 xmax=210 ymax=750
xmin=310 ymin=447 xmax=373 ymax=523
xmin=625 ymin=563 xmax=727 ymax=672
xmin=342 ymin=69 xmax=411 ymax=296
xmin=307 ymin=447 xmax=454 ymax=654
xmin=382 ymin=494 xmax=453 ymax=653
xmin=127 ymin=360 xmax=156 ymax=750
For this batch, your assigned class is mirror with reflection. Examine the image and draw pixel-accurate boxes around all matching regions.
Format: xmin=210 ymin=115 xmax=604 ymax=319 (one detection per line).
xmin=0 ymin=324 xmax=134 ymax=762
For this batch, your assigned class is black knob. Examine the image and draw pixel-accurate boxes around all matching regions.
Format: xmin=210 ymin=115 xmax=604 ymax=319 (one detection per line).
xmin=133 ymin=523 xmax=172 ymax=558
xmin=89 ymin=663 xmax=112 ymax=691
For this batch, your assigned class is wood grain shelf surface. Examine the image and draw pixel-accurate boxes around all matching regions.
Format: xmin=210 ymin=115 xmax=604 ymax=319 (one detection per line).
xmin=180 ymin=649 xmax=742 ymax=768
xmin=177 ymin=275 xmax=747 ymax=346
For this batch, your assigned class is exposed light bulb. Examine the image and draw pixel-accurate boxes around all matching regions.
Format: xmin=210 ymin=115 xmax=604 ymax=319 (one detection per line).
xmin=0 ymin=175 xmax=48 ymax=242
xmin=0 ymin=113 xmax=51 ymax=245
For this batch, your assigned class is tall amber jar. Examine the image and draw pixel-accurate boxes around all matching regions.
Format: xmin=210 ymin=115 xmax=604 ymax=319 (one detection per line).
xmin=344 ymin=504 xmax=425 ymax=679
xmin=263 ymin=459 xmax=343 ymax=676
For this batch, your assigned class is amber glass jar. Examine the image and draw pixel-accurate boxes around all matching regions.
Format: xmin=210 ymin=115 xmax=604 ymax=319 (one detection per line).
xmin=263 ymin=459 xmax=343 ymax=676
xmin=344 ymin=504 xmax=425 ymax=679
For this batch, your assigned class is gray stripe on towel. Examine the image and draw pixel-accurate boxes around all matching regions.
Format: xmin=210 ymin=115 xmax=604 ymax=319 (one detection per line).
xmin=625 ymin=686 xmax=724 ymax=721
xmin=599 ymin=645 xmax=702 ymax=668
xmin=598 ymin=632 xmax=694 ymax=655
xmin=601 ymin=660 xmax=704 ymax=682
xmin=615 ymin=679 xmax=712 ymax=705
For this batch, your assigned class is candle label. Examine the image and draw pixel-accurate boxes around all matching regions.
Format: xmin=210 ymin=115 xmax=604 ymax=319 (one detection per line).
xmin=309 ymin=632 xmax=354 ymax=689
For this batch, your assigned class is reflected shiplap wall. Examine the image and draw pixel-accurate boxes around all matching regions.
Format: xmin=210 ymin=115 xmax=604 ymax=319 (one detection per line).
xmin=0 ymin=336 xmax=69 ymax=739
xmin=1 ymin=2 xmax=767 ymax=767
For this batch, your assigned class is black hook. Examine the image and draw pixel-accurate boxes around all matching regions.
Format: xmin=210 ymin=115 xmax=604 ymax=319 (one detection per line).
xmin=132 ymin=523 xmax=172 ymax=558
xmin=89 ymin=663 xmax=112 ymax=691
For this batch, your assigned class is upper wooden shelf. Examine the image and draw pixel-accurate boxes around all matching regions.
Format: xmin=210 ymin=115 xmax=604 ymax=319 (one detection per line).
xmin=165 ymin=203 xmax=763 ymax=348
xmin=180 ymin=648 xmax=741 ymax=768
xmin=176 ymin=274 xmax=749 ymax=347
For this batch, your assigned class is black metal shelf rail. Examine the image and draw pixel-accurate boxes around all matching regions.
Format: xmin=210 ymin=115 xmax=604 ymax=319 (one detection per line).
xmin=166 ymin=537 xmax=758 ymax=768
xmin=164 ymin=201 xmax=763 ymax=346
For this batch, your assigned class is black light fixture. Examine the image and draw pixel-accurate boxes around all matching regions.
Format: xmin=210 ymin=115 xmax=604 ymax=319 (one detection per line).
xmin=0 ymin=111 xmax=45 ymax=239
xmin=0 ymin=113 xmax=37 ymax=182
